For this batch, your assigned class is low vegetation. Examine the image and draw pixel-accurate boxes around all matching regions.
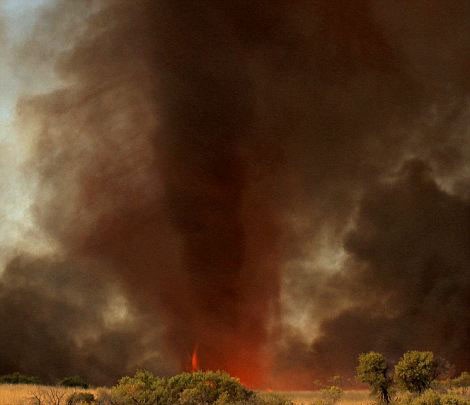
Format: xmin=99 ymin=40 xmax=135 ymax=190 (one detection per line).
xmin=58 ymin=376 xmax=90 ymax=389
xmin=0 ymin=354 xmax=468 ymax=405
xmin=0 ymin=372 xmax=41 ymax=385
xmin=100 ymin=370 xmax=291 ymax=405
xmin=356 ymin=351 xmax=470 ymax=405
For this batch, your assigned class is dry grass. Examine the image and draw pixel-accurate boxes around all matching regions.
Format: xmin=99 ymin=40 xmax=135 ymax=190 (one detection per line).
xmin=274 ymin=390 xmax=374 ymax=405
xmin=274 ymin=389 xmax=470 ymax=405
xmin=0 ymin=386 xmax=467 ymax=405
xmin=0 ymin=384 xmax=96 ymax=405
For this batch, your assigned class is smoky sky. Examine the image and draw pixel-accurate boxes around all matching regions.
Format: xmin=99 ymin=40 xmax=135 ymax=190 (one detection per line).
xmin=2 ymin=0 xmax=470 ymax=389
xmin=0 ymin=254 xmax=173 ymax=385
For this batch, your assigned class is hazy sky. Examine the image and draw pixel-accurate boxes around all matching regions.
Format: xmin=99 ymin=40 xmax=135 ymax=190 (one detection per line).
xmin=0 ymin=0 xmax=56 ymax=266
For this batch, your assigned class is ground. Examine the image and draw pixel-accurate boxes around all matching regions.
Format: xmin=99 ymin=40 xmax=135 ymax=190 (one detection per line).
xmin=275 ymin=390 xmax=372 ymax=405
xmin=0 ymin=385 xmax=372 ymax=405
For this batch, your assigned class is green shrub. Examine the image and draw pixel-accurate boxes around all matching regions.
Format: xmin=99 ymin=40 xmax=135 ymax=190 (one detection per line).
xmin=0 ymin=371 xmax=41 ymax=384
xmin=167 ymin=371 xmax=253 ymax=405
xmin=109 ymin=370 xmax=254 ymax=405
xmin=66 ymin=392 xmax=95 ymax=405
xmin=395 ymin=352 xmax=438 ymax=394
xmin=112 ymin=370 xmax=167 ymax=405
xmin=59 ymin=375 xmax=89 ymax=389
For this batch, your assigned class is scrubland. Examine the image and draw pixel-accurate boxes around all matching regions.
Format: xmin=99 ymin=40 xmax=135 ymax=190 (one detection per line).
xmin=0 ymin=384 xmax=95 ymax=405
xmin=0 ymin=385 xmax=371 ymax=405
xmin=276 ymin=390 xmax=372 ymax=405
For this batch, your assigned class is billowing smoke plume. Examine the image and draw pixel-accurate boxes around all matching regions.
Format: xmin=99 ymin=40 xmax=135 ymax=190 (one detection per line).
xmin=0 ymin=254 xmax=172 ymax=385
xmin=2 ymin=0 xmax=469 ymax=388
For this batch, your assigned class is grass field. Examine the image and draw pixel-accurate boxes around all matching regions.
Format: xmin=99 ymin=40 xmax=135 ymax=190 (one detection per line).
xmin=275 ymin=390 xmax=373 ymax=405
xmin=0 ymin=385 xmax=371 ymax=405
xmin=0 ymin=384 xmax=96 ymax=405
xmin=274 ymin=389 xmax=470 ymax=405
xmin=0 ymin=386 xmax=467 ymax=405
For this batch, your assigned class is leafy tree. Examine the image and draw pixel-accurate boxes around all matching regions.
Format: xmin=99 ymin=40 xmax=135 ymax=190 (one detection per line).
xmin=395 ymin=351 xmax=439 ymax=394
xmin=58 ymin=375 xmax=89 ymax=388
xmin=356 ymin=352 xmax=392 ymax=404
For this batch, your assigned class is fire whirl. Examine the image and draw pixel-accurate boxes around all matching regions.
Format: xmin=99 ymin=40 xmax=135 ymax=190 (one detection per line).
xmin=191 ymin=346 xmax=199 ymax=372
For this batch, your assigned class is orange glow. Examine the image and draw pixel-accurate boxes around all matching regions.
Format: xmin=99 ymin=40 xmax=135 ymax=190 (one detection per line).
xmin=191 ymin=345 xmax=199 ymax=371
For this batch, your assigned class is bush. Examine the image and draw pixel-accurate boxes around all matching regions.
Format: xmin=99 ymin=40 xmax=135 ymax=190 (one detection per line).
xmin=399 ymin=390 xmax=470 ymax=405
xmin=167 ymin=371 xmax=253 ymax=405
xmin=66 ymin=392 xmax=95 ymax=405
xmin=109 ymin=370 xmax=254 ymax=405
xmin=58 ymin=376 xmax=89 ymax=389
xmin=112 ymin=370 xmax=167 ymax=405
xmin=317 ymin=386 xmax=343 ymax=405
xmin=395 ymin=352 xmax=439 ymax=394
xmin=0 ymin=371 xmax=41 ymax=384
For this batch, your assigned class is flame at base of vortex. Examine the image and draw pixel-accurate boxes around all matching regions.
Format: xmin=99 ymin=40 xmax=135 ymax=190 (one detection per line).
xmin=187 ymin=344 xmax=267 ymax=388
xmin=191 ymin=346 xmax=199 ymax=372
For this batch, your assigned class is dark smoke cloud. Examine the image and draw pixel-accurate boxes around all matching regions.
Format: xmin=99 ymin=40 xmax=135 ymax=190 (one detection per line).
xmin=0 ymin=254 xmax=172 ymax=385
xmin=4 ymin=0 xmax=470 ymax=388
xmin=279 ymin=161 xmax=470 ymax=386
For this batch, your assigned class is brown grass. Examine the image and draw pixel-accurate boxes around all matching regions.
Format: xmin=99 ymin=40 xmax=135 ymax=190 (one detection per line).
xmin=274 ymin=388 xmax=470 ymax=405
xmin=274 ymin=390 xmax=373 ymax=405
xmin=0 ymin=384 xmax=96 ymax=405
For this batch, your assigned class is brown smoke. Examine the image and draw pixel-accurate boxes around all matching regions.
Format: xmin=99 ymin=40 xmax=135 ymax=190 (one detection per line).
xmin=0 ymin=254 xmax=172 ymax=385
xmin=3 ymin=0 xmax=470 ymax=388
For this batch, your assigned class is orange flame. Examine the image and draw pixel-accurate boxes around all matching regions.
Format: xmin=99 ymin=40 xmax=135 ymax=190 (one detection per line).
xmin=191 ymin=345 xmax=199 ymax=371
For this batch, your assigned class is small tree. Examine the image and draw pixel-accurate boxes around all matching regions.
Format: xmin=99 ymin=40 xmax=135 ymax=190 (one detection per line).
xmin=58 ymin=376 xmax=89 ymax=389
xmin=356 ymin=352 xmax=392 ymax=404
xmin=0 ymin=372 xmax=41 ymax=385
xmin=112 ymin=370 xmax=167 ymax=405
xmin=451 ymin=371 xmax=470 ymax=394
xmin=319 ymin=386 xmax=343 ymax=405
xmin=394 ymin=351 xmax=439 ymax=394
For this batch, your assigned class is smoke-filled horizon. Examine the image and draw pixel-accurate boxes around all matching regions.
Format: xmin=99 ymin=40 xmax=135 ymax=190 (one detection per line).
xmin=0 ymin=0 xmax=469 ymax=389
